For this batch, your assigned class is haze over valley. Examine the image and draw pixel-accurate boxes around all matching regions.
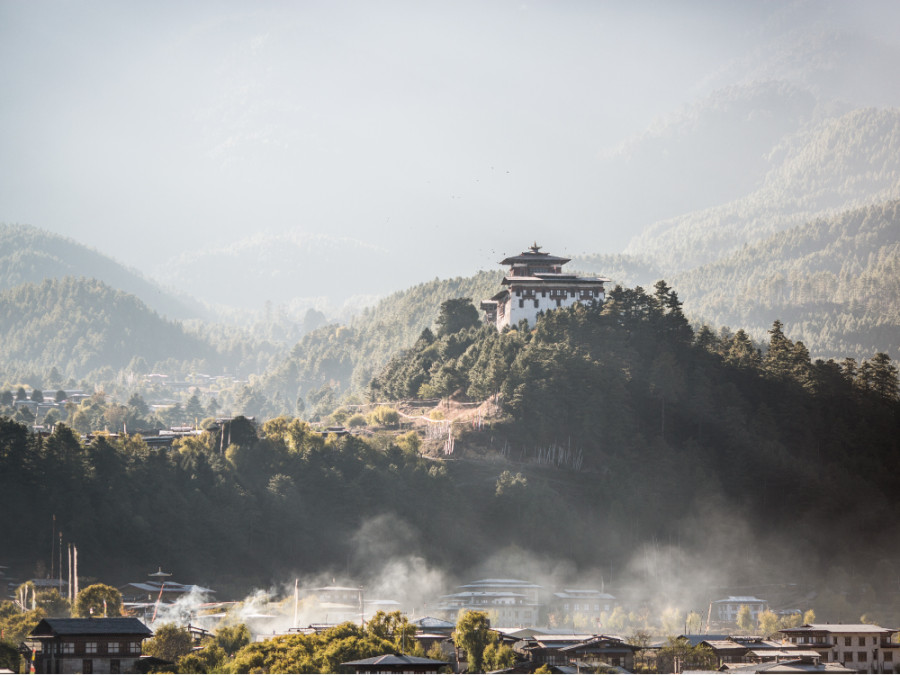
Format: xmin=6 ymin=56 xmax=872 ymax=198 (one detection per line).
xmin=2 ymin=2 xmax=900 ymax=673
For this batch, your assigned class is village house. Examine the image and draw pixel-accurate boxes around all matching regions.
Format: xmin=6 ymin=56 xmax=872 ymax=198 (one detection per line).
xmin=778 ymin=623 xmax=900 ymax=672
xmin=687 ymin=634 xmax=820 ymax=668
xmin=480 ymin=244 xmax=610 ymax=330
xmin=547 ymin=589 xmax=616 ymax=623
xmin=437 ymin=578 xmax=543 ymax=628
xmin=712 ymin=596 xmax=768 ymax=624
xmin=515 ymin=633 xmax=637 ymax=670
xmin=340 ymin=653 xmax=449 ymax=674
xmin=25 ymin=617 xmax=152 ymax=674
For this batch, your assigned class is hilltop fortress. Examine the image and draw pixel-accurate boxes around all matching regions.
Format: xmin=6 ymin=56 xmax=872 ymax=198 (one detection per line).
xmin=481 ymin=244 xmax=611 ymax=330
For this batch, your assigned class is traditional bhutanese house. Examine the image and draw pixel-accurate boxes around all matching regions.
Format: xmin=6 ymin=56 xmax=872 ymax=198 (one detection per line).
xmin=410 ymin=617 xmax=455 ymax=636
xmin=557 ymin=634 xmax=638 ymax=671
xmin=712 ymin=596 xmax=767 ymax=624
xmin=480 ymin=244 xmax=610 ymax=331
xmin=340 ymin=653 xmax=449 ymax=674
xmin=548 ymin=589 xmax=616 ymax=621
xmin=437 ymin=579 xmax=543 ymax=627
xmin=721 ymin=654 xmax=856 ymax=673
xmin=778 ymin=623 xmax=900 ymax=672
xmin=698 ymin=636 xmax=817 ymax=668
xmin=516 ymin=634 xmax=595 ymax=667
xmin=25 ymin=617 xmax=152 ymax=674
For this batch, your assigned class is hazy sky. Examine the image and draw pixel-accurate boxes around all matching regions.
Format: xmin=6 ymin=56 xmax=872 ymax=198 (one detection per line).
xmin=2 ymin=1 xmax=897 ymax=285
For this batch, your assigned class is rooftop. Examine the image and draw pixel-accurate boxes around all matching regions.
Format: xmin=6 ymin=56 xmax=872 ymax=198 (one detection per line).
xmin=30 ymin=618 xmax=152 ymax=638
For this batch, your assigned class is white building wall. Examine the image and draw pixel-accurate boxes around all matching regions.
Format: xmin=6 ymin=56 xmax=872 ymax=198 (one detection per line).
xmin=497 ymin=291 xmax=604 ymax=330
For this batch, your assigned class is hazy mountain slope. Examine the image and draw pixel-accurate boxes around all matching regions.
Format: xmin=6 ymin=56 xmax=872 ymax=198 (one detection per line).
xmin=601 ymin=80 xmax=824 ymax=231
xmin=708 ymin=26 xmax=900 ymax=109
xmin=258 ymin=271 xmax=503 ymax=414
xmin=0 ymin=224 xmax=202 ymax=320
xmin=674 ymin=200 xmax=900 ymax=361
xmin=568 ymin=253 xmax=663 ymax=290
xmin=154 ymin=232 xmax=406 ymax=310
xmin=624 ymin=108 xmax=900 ymax=272
xmin=0 ymin=277 xmax=216 ymax=380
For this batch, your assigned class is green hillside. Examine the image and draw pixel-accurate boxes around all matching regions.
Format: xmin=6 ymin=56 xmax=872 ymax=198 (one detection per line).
xmin=255 ymin=271 xmax=503 ymax=417
xmin=0 ymin=277 xmax=215 ymax=382
xmin=3 ymin=286 xmax=898 ymax=623
xmin=0 ymin=223 xmax=202 ymax=319
xmin=674 ymin=200 xmax=900 ymax=360
xmin=625 ymin=108 xmax=900 ymax=272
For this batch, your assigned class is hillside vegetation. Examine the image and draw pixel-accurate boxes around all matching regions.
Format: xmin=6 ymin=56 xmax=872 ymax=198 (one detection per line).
xmin=675 ymin=200 xmax=900 ymax=360
xmin=255 ymin=271 xmax=503 ymax=418
xmin=625 ymin=108 xmax=900 ymax=271
xmin=5 ymin=284 xmax=897 ymax=618
xmin=0 ymin=224 xmax=201 ymax=319
xmin=0 ymin=277 xmax=216 ymax=382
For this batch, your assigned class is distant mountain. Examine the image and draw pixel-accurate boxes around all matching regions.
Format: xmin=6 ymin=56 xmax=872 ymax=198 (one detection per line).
xmin=0 ymin=224 xmax=203 ymax=320
xmin=0 ymin=277 xmax=216 ymax=380
xmin=153 ymin=232 xmax=405 ymax=310
xmin=601 ymin=80 xmax=825 ymax=232
xmin=625 ymin=107 xmax=900 ymax=272
xmin=674 ymin=199 xmax=900 ymax=361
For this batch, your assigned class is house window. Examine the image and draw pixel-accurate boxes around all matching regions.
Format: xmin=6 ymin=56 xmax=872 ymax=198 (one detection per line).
xmin=859 ymin=637 xmax=866 ymax=646
xmin=533 ymin=299 xmax=538 ymax=308
xmin=858 ymin=652 xmax=867 ymax=662
xmin=845 ymin=637 xmax=852 ymax=646
xmin=519 ymin=299 xmax=524 ymax=308
xmin=62 ymin=642 xmax=74 ymax=654
xmin=885 ymin=652 xmax=893 ymax=661
xmin=85 ymin=642 xmax=98 ymax=654
xmin=130 ymin=642 xmax=142 ymax=654
xmin=108 ymin=641 xmax=119 ymax=654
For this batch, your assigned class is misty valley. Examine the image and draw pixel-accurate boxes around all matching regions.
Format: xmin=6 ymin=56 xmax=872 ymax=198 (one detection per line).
xmin=2 ymin=249 xmax=899 ymax=673
xmin=4 ymin=2 xmax=900 ymax=672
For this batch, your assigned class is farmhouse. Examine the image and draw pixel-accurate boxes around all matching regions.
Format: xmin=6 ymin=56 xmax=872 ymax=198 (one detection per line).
xmin=25 ymin=617 xmax=152 ymax=674
xmin=480 ymin=244 xmax=610 ymax=330
xmin=778 ymin=623 xmax=900 ymax=672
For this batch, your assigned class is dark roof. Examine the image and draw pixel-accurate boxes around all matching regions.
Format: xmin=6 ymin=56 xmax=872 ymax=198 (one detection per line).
xmin=341 ymin=654 xmax=448 ymax=666
xmin=500 ymin=244 xmax=570 ymax=267
xmin=30 ymin=618 xmax=152 ymax=638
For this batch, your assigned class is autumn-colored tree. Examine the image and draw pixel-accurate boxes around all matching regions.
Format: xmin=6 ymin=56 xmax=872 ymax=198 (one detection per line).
xmin=454 ymin=610 xmax=494 ymax=674
xmin=72 ymin=584 xmax=122 ymax=618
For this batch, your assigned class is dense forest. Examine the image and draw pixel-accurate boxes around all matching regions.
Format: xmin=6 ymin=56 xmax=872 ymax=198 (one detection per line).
xmin=673 ymin=200 xmax=900 ymax=359
xmin=3 ymin=284 xmax=899 ymax=624
xmin=0 ymin=278 xmax=216 ymax=381
xmin=0 ymin=224 xmax=200 ymax=320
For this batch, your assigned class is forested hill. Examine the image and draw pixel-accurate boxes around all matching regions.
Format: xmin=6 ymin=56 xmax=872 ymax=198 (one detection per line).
xmin=369 ymin=286 xmax=900 ymax=589
xmin=625 ymin=108 xmax=900 ymax=272
xmin=3 ymin=285 xmax=898 ymax=616
xmin=674 ymin=200 xmax=900 ymax=360
xmin=0 ymin=223 xmax=202 ymax=320
xmin=255 ymin=271 xmax=502 ymax=418
xmin=0 ymin=277 xmax=216 ymax=381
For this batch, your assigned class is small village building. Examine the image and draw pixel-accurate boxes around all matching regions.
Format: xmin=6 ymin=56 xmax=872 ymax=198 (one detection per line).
xmin=778 ymin=623 xmax=900 ymax=673
xmin=517 ymin=633 xmax=636 ymax=670
xmin=480 ymin=244 xmax=610 ymax=331
xmin=341 ymin=653 xmax=449 ymax=674
xmin=548 ymin=589 xmax=616 ymax=621
xmin=712 ymin=596 xmax=768 ymax=624
xmin=25 ymin=617 xmax=152 ymax=674
xmin=437 ymin=579 xmax=543 ymax=628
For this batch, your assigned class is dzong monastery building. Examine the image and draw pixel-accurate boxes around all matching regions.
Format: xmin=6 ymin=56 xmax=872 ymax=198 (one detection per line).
xmin=481 ymin=244 xmax=611 ymax=330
